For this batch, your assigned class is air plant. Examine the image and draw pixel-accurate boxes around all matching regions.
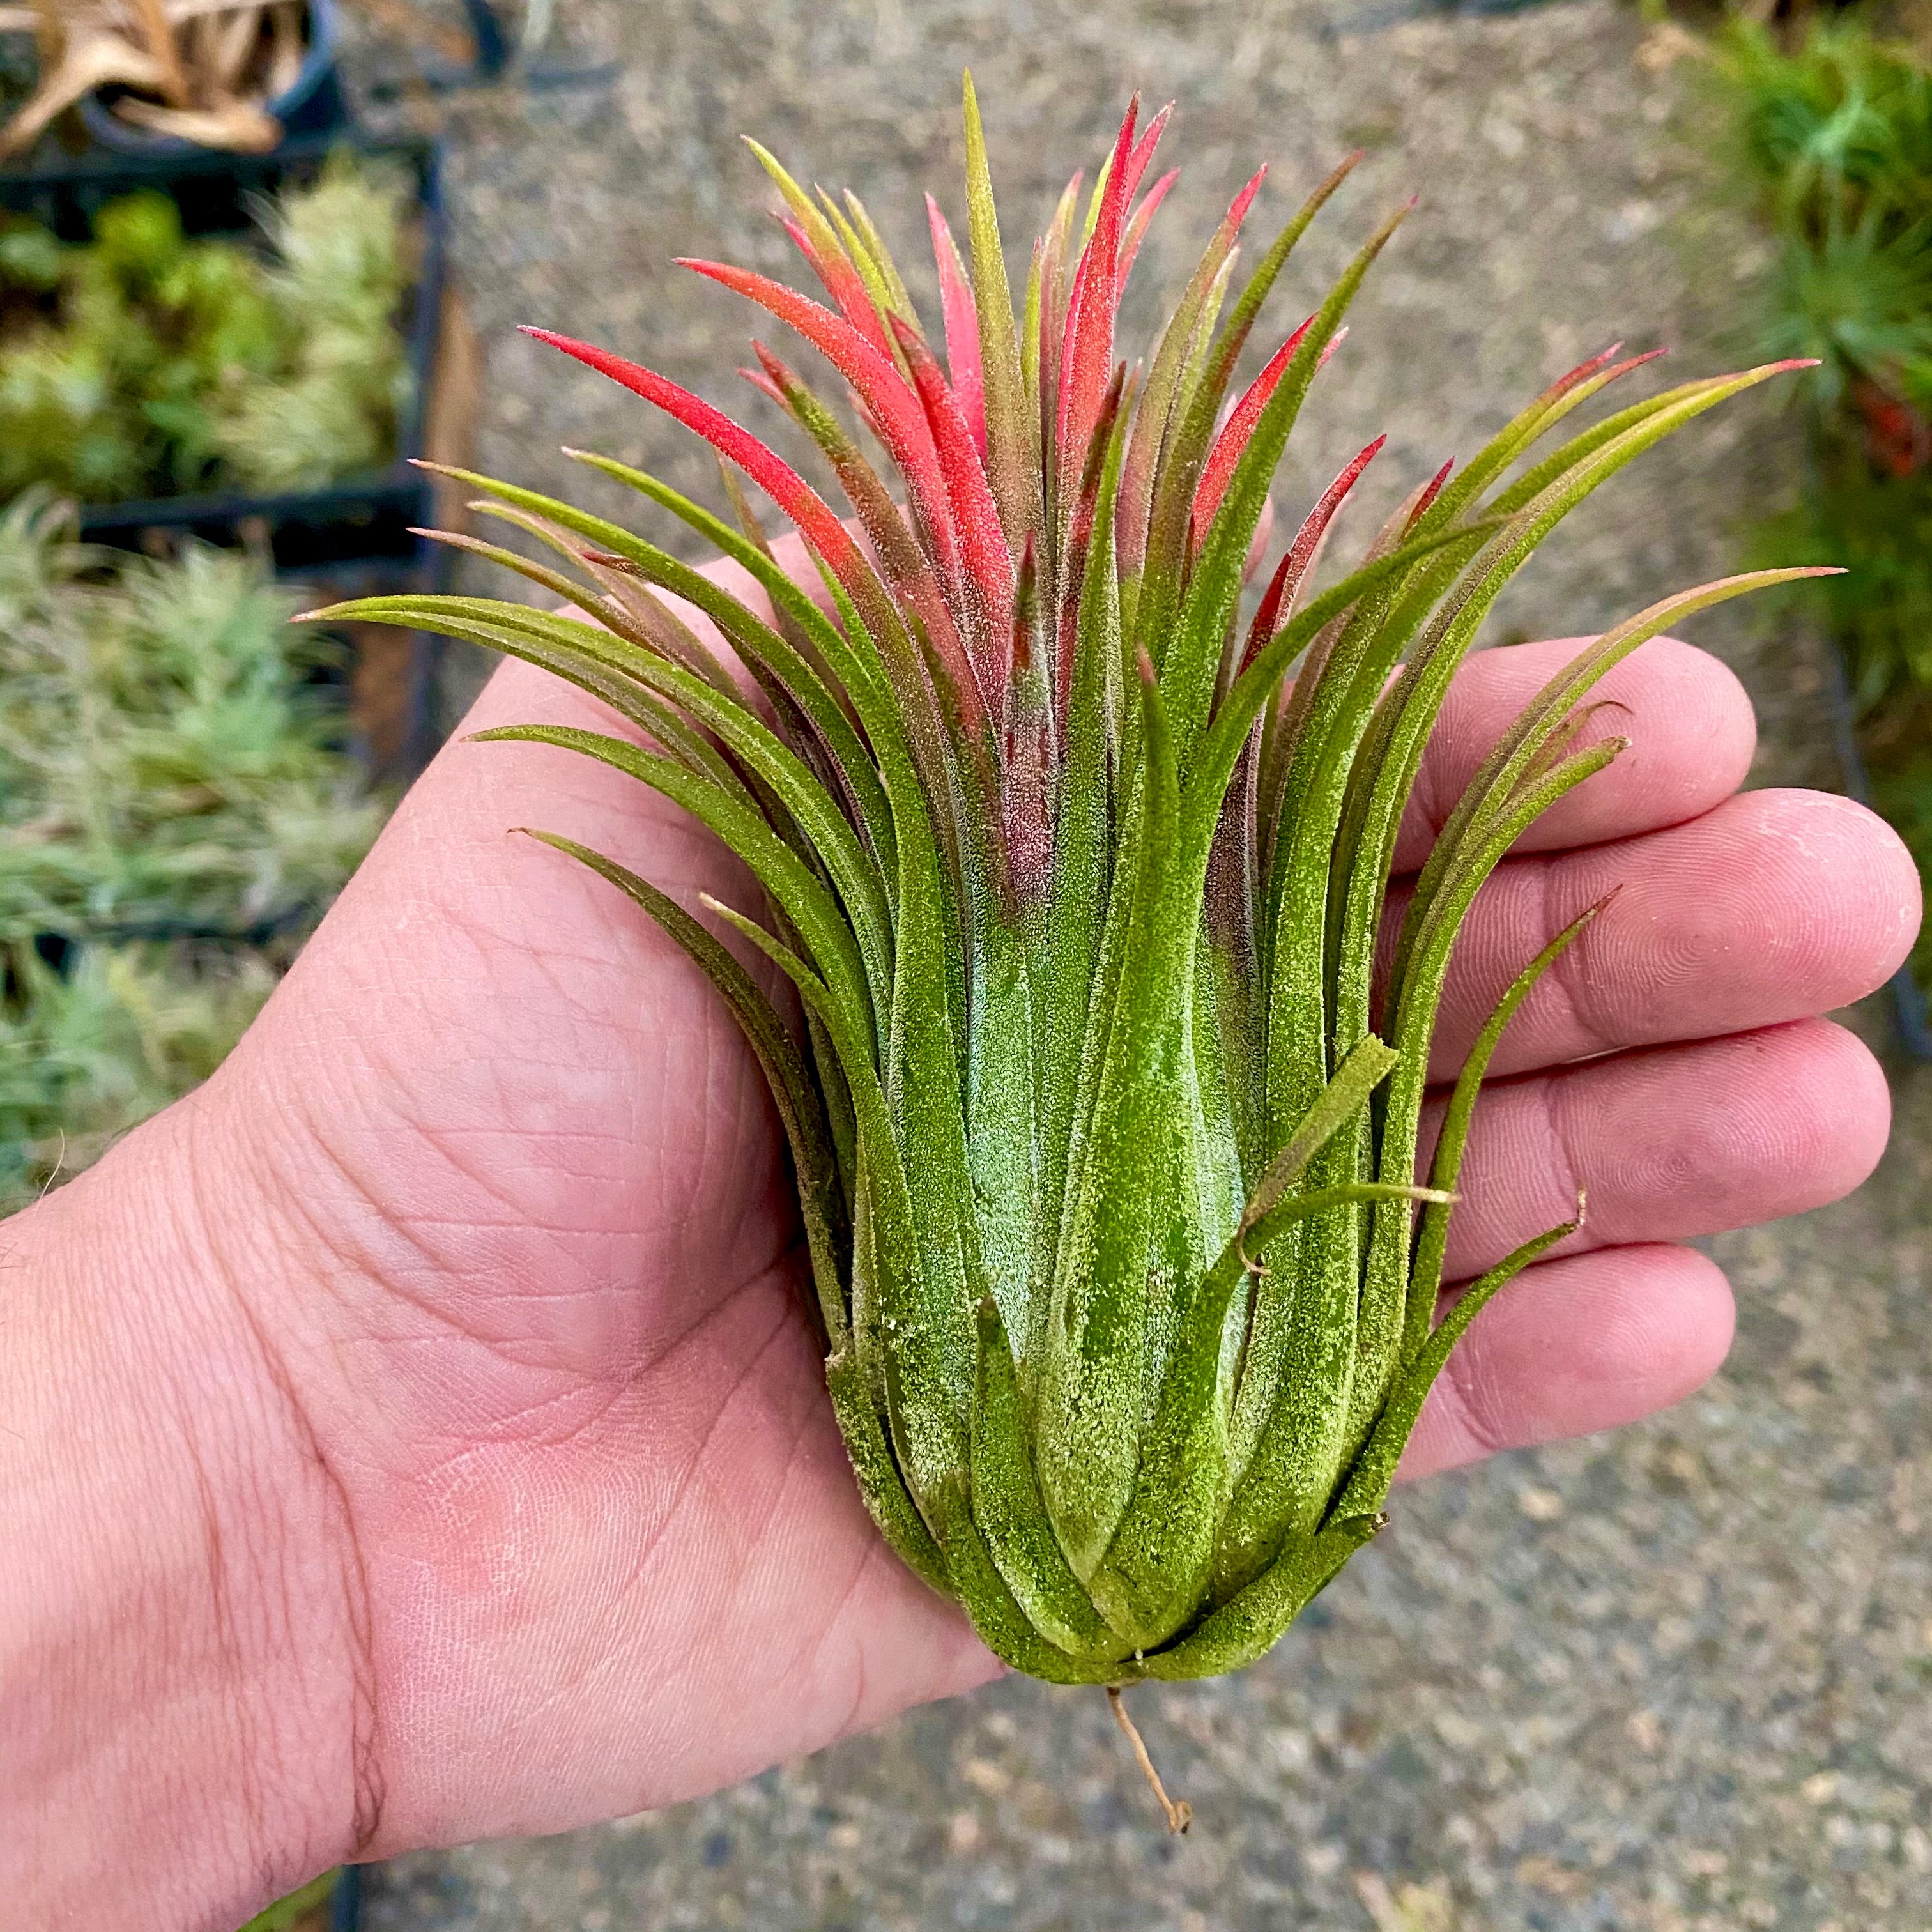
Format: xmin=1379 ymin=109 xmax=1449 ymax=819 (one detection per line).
xmin=308 ymin=82 xmax=1818 ymax=1768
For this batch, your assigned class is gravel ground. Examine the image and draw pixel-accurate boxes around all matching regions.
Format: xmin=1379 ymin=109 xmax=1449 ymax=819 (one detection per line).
xmin=338 ymin=1 xmax=1929 ymax=1924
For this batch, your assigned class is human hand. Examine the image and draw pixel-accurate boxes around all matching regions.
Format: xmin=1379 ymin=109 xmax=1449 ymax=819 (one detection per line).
xmin=3 ymin=558 xmax=1917 ymax=1928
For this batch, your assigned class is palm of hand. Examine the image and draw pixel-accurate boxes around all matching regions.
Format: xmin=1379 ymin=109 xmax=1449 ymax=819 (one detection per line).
xmin=199 ymin=651 xmax=991 ymax=1854
xmin=184 ymin=618 xmax=1913 ymax=1857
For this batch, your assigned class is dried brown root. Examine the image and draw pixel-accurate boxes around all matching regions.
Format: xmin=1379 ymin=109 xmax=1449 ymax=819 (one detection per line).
xmin=1106 ymin=1685 xmax=1193 ymax=1835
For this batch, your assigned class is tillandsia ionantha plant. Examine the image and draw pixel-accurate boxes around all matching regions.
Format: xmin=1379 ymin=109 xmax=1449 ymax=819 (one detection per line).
xmin=307 ymin=80 xmax=1826 ymax=1796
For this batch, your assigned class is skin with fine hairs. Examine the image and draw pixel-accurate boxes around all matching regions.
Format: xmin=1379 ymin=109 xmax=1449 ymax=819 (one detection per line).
xmin=0 ymin=515 xmax=1916 ymax=1924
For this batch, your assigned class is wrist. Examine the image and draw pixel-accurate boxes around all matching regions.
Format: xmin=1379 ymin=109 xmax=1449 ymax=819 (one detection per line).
xmin=0 ymin=1089 xmax=370 ymax=1929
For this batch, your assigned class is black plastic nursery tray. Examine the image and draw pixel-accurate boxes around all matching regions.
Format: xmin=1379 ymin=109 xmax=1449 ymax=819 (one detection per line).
xmin=0 ymin=132 xmax=452 ymax=779
xmin=0 ymin=130 xmax=447 ymax=576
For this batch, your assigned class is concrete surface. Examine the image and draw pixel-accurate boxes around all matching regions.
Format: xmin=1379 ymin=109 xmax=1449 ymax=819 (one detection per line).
xmin=336 ymin=1 xmax=1930 ymax=1924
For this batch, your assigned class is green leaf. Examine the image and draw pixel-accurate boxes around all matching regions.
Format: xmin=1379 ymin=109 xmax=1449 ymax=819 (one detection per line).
xmin=1376 ymin=737 xmax=1629 ymax=1370
xmin=698 ymin=894 xmax=977 ymax=1543
xmin=473 ymin=723 xmax=880 ymax=1057
xmin=969 ymin=1296 xmax=1129 ymax=1660
xmin=518 ymin=830 xmax=854 ymax=1343
xmin=1035 ymin=654 xmax=1186 ymax=1578
xmin=1403 ymin=900 xmax=1605 ymax=1344
xmin=1133 ymin=1514 xmax=1383 ymax=1680
xmin=341 ymin=594 xmax=899 ymax=1030
xmin=963 ymin=72 xmax=1039 ymax=554
xmin=1336 ymin=1211 xmax=1579 ymax=1523
xmin=1163 ymin=196 xmax=1414 ymax=775
xmin=239 ymin=1873 xmax=340 ymax=1932
xmin=1094 ymin=1175 xmax=1441 ymax=1651
xmin=427 ymin=461 xmax=901 ymax=877
xmin=310 ymin=591 xmax=757 ymax=806
xmin=1031 ymin=388 xmax=1130 ymax=1355
xmin=1400 ymin=566 xmax=1837 ymax=966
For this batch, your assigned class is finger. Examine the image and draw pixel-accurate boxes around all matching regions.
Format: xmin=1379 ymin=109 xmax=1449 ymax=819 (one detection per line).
xmin=1397 ymin=1244 xmax=1735 ymax=1483
xmin=1409 ymin=786 xmax=1921 ymax=1080
xmin=1427 ymin=1018 xmax=1891 ymax=1282
xmin=1392 ymin=635 xmax=1756 ymax=873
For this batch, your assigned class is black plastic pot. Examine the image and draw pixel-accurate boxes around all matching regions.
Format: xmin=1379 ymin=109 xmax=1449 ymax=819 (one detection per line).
xmin=0 ymin=129 xmax=450 ymax=779
xmin=0 ymin=131 xmax=445 ymax=558
xmin=78 ymin=0 xmax=347 ymax=158
xmin=1824 ymin=647 xmax=1932 ymax=1061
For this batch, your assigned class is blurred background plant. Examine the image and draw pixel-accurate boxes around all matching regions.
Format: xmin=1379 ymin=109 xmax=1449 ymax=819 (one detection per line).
xmin=0 ymin=936 xmax=276 ymax=1213
xmin=0 ymin=2 xmax=319 ymax=158
xmin=0 ymin=491 xmax=383 ymax=1214
xmin=0 ymin=151 xmax=412 ymax=503
xmin=1699 ymin=6 xmax=1932 ymax=994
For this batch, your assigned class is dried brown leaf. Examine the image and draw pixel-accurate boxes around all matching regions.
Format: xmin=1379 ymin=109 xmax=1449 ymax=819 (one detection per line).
xmin=0 ymin=31 xmax=164 ymax=157
xmin=127 ymin=0 xmax=192 ymax=104
xmin=110 ymin=91 xmax=281 ymax=151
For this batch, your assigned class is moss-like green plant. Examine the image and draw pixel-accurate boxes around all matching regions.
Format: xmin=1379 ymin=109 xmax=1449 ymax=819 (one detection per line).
xmin=207 ymin=160 xmax=417 ymax=492
xmin=0 ymin=492 xmax=384 ymax=942
xmin=0 ymin=493 xmax=383 ymax=1214
xmin=0 ymin=155 xmax=413 ymax=503
xmin=314 ymin=88 xmax=1814 ymax=1687
xmin=0 ymin=937 xmax=273 ymax=1216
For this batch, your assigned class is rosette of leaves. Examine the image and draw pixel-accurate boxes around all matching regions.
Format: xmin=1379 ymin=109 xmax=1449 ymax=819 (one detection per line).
xmin=311 ymin=86 xmax=1818 ymax=1689
xmin=208 ymin=157 xmax=416 ymax=491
